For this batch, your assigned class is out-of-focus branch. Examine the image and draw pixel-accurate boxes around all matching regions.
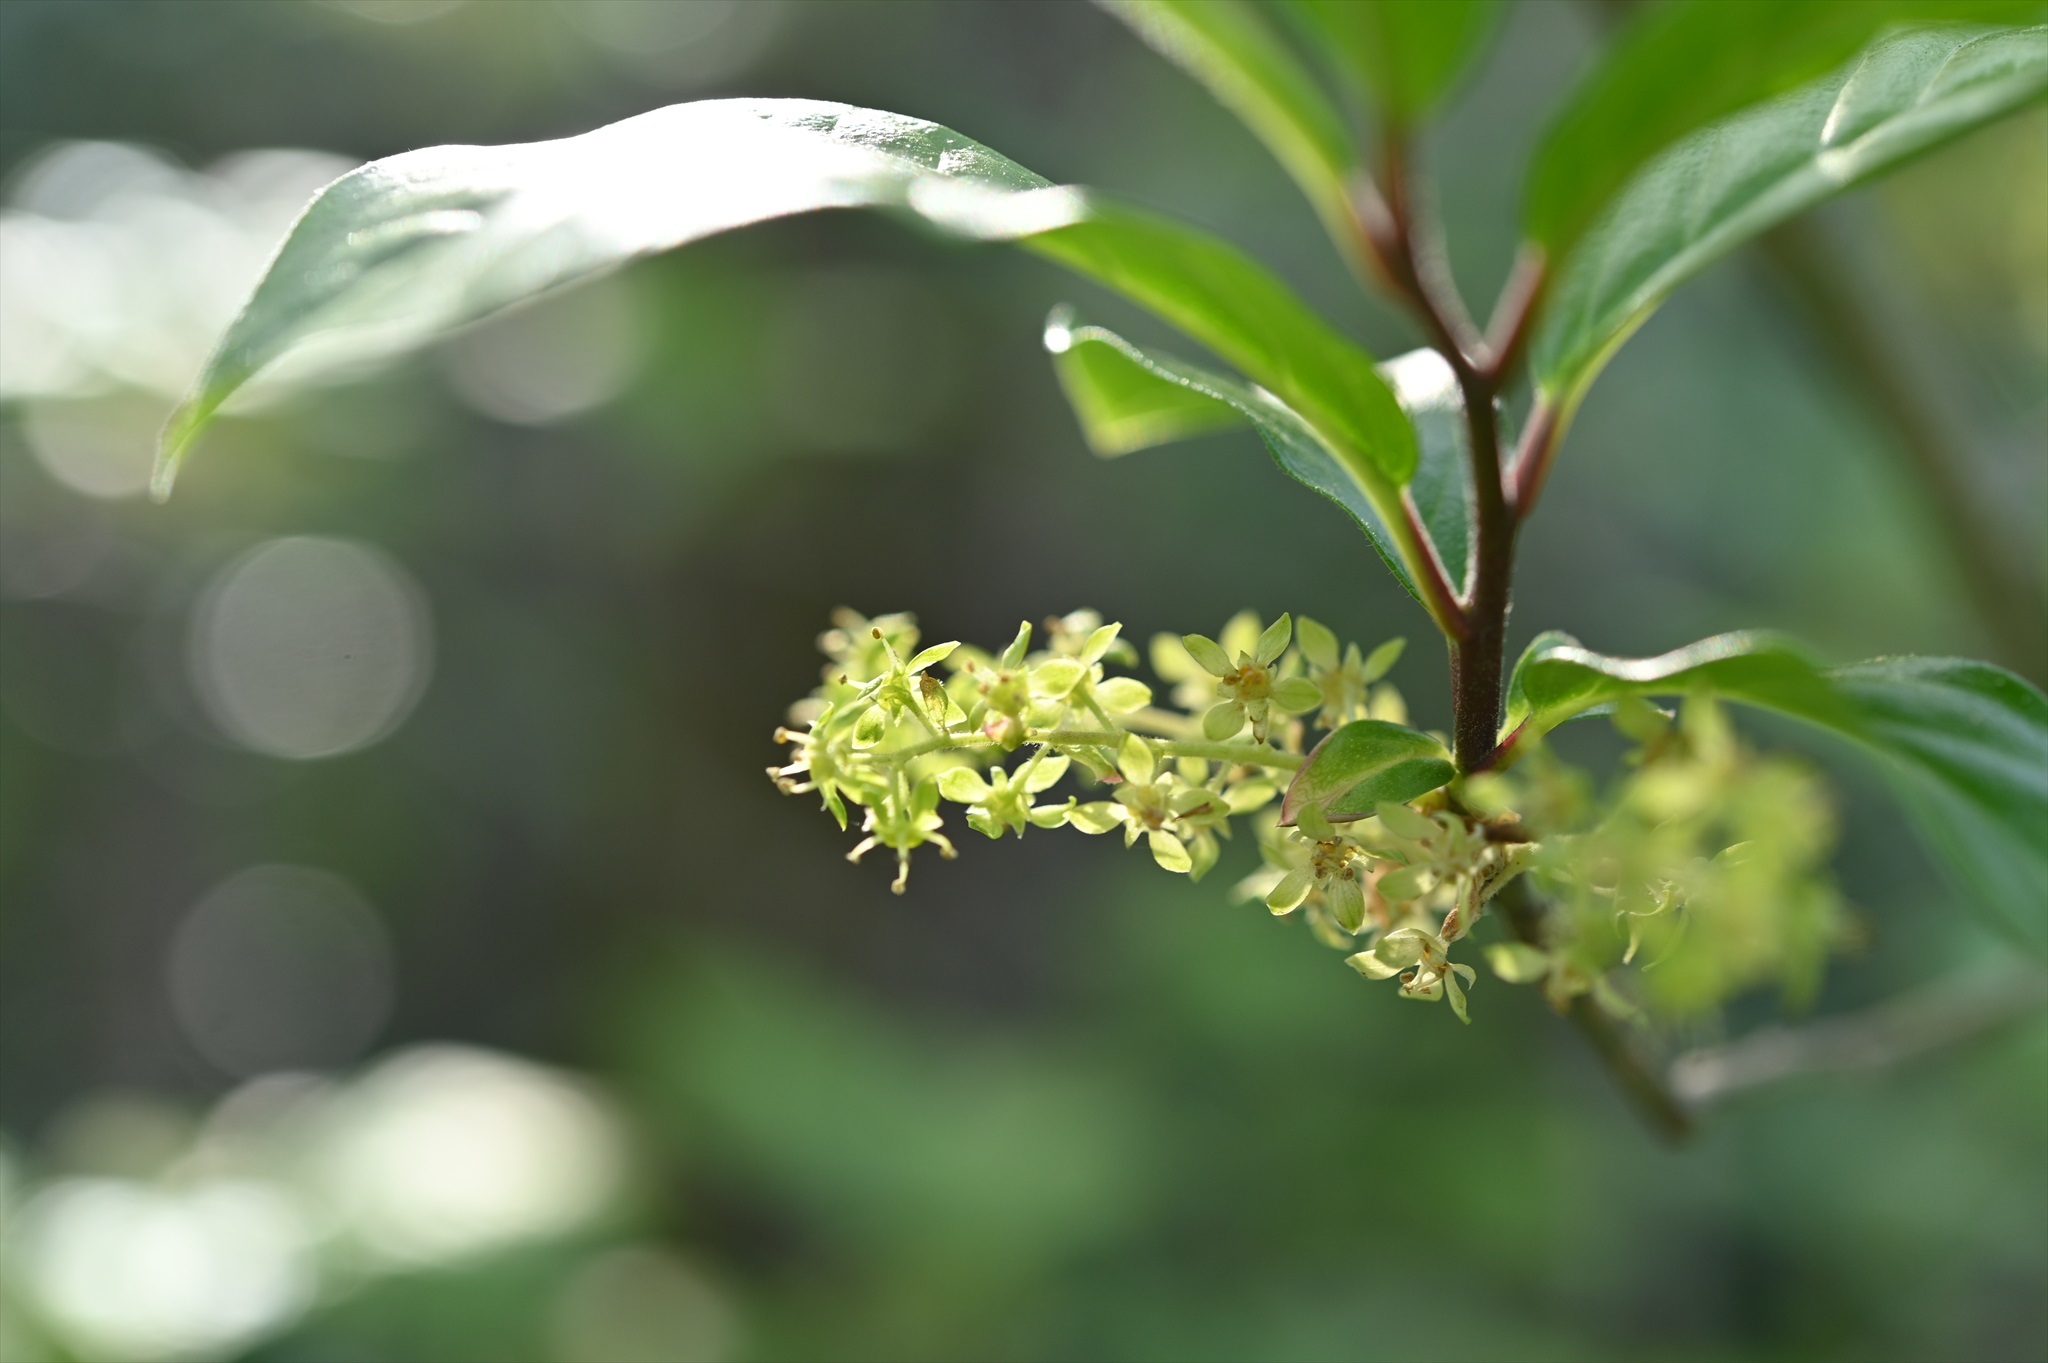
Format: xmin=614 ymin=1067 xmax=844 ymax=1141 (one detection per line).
xmin=1757 ymin=218 xmax=2047 ymax=682
xmin=1670 ymin=966 xmax=2048 ymax=1111
xmin=1494 ymin=880 xmax=1695 ymax=1143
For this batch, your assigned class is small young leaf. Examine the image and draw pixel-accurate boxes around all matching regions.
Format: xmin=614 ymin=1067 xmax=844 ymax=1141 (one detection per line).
xmin=1523 ymin=0 xmax=2042 ymax=258
xmin=1045 ymin=320 xmax=1466 ymax=631
xmin=1534 ymin=24 xmax=2048 ymax=426
xmin=1281 ymin=719 xmax=1456 ymax=825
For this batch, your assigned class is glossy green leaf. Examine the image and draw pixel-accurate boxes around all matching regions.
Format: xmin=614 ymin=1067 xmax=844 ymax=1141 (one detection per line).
xmin=1285 ymin=0 xmax=1502 ymax=124
xmin=1533 ymin=24 xmax=2048 ymax=417
xmin=155 ymin=98 xmax=1411 ymax=497
xmin=1098 ymin=0 xmax=1356 ymax=247
xmin=1523 ymin=0 xmax=2044 ymax=258
xmin=1281 ymin=719 xmax=1456 ymax=825
xmin=1502 ymin=632 xmax=2048 ymax=953
xmin=1044 ymin=314 xmax=1468 ymax=616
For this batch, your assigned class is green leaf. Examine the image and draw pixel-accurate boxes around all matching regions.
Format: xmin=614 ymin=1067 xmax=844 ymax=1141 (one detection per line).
xmin=1044 ymin=315 xmax=1467 ymax=619
xmin=1523 ymin=0 xmax=2044 ymax=258
xmin=155 ymin=98 xmax=1411 ymax=498
xmin=1027 ymin=205 xmax=1414 ymax=486
xmin=1098 ymin=0 xmax=1356 ymax=248
xmin=1042 ymin=308 xmax=1247 ymax=454
xmin=1284 ymin=0 xmax=1503 ymax=125
xmin=1533 ymin=23 xmax=2048 ymax=418
xmin=1281 ymin=719 xmax=1456 ymax=825
xmin=1502 ymin=632 xmax=2048 ymax=954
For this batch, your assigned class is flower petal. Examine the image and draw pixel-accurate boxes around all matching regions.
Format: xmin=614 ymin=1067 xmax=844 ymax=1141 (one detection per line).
xmin=1181 ymin=633 xmax=1233 ymax=677
xmin=1255 ymin=613 xmax=1293 ymax=665
xmin=1202 ymin=701 xmax=1246 ymax=740
xmin=1296 ymin=616 xmax=1339 ymax=671
xmin=1266 ymin=864 xmax=1314 ymax=914
xmin=1148 ymin=828 xmax=1193 ymax=874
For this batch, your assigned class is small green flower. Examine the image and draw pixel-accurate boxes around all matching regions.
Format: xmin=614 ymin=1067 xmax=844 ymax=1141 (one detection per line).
xmin=1042 ymin=609 xmax=1139 ymax=668
xmin=848 ymin=774 xmax=955 ymax=894
xmin=768 ymin=702 xmax=888 ymax=830
xmin=1347 ymin=927 xmax=1478 ymax=1023
xmin=1262 ymin=805 xmax=1378 ymax=934
xmin=938 ymin=753 xmax=1074 ymax=838
xmin=1069 ymin=735 xmax=1232 ymax=877
xmin=1295 ymin=618 xmax=1405 ymax=731
xmin=817 ymin=608 xmax=922 ymax=686
xmin=1181 ymin=613 xmax=1320 ymax=742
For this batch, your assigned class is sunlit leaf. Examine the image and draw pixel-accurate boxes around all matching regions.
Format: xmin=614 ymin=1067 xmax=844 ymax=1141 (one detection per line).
xmin=1502 ymin=632 xmax=2048 ymax=953
xmin=1284 ymin=0 xmax=1502 ymax=125
xmin=1280 ymin=719 xmax=1455 ymax=825
xmin=1523 ymin=0 xmax=2043 ymax=258
xmin=156 ymin=98 xmax=1411 ymax=497
xmin=1045 ymin=314 xmax=1466 ymax=615
xmin=1532 ymin=24 xmax=2048 ymax=420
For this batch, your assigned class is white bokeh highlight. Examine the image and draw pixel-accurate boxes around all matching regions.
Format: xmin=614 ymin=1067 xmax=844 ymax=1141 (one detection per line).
xmin=313 ymin=1046 xmax=627 ymax=1267
xmin=9 ymin=1177 xmax=315 ymax=1363
xmin=189 ymin=536 xmax=432 ymax=760
xmin=167 ymin=865 xmax=394 ymax=1078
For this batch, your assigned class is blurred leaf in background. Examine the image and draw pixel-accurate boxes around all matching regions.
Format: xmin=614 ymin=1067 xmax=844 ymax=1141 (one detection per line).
xmin=0 ymin=3 xmax=2043 ymax=1362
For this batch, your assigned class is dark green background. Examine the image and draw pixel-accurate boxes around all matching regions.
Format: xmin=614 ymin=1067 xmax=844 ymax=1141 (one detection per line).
xmin=1 ymin=2 xmax=2043 ymax=1359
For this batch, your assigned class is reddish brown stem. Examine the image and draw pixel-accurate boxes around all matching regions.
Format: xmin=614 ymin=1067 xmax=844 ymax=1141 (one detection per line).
xmin=1358 ymin=123 xmax=1691 ymax=1146
xmin=1402 ymin=489 xmax=1471 ymax=640
xmin=1481 ymin=248 xmax=1547 ymax=388
xmin=1508 ymin=399 xmax=1563 ymax=518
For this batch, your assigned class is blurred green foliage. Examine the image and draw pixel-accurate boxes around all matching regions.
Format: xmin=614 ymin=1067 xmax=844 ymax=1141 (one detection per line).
xmin=1 ymin=3 xmax=2043 ymax=1361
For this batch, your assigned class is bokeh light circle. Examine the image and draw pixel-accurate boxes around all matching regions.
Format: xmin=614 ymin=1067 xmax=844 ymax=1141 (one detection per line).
xmin=166 ymin=864 xmax=394 ymax=1078
xmin=188 ymin=535 xmax=432 ymax=759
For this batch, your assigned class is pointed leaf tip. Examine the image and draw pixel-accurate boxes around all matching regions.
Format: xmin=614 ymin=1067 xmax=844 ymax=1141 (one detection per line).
xmin=150 ymin=400 xmax=209 ymax=503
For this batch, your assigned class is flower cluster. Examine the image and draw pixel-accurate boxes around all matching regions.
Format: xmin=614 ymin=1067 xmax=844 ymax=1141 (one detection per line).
xmin=1236 ymin=798 xmax=1530 ymax=1023
xmin=1470 ymin=696 xmax=1850 ymax=1019
xmin=772 ymin=609 xmax=1851 ymax=1029
xmin=770 ymin=608 xmax=1396 ymax=892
